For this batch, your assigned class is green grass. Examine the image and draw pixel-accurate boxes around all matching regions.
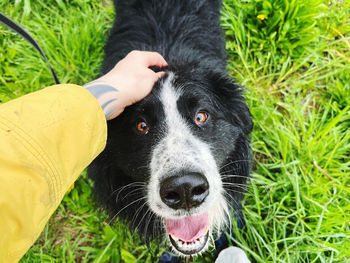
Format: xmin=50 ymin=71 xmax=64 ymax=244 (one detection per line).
xmin=1 ymin=0 xmax=349 ymax=262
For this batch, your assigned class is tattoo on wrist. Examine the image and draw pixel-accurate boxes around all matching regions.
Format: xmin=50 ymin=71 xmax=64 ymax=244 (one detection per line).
xmin=101 ymin=98 xmax=118 ymax=119
xmin=83 ymin=81 xmax=119 ymax=119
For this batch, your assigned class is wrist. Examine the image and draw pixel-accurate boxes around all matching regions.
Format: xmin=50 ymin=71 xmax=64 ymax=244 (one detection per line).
xmin=83 ymin=81 xmax=126 ymax=120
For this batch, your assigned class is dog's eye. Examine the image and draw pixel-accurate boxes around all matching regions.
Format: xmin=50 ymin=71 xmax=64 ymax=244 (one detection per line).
xmin=136 ymin=121 xmax=149 ymax=134
xmin=194 ymin=112 xmax=208 ymax=125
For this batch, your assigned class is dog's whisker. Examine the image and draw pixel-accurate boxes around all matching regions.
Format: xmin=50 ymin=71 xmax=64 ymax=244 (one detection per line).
xmin=109 ymin=196 xmax=147 ymax=224
xmin=131 ymin=201 xmax=149 ymax=233
xmin=221 ymin=174 xmax=253 ymax=180
xmin=221 ymin=173 xmax=250 ymax=178
xmin=111 ymin=185 xmax=145 ymax=203
xmin=225 ymin=188 xmax=250 ymax=196
xmin=223 ymin=183 xmax=253 ymax=195
xmin=152 ymin=214 xmax=162 ymax=242
xmin=222 ymin=182 xmax=250 ymax=190
xmin=132 ymin=205 xmax=152 ymax=238
xmin=225 ymin=189 xmax=252 ymax=197
xmin=144 ymin=209 xmax=156 ymax=243
xmin=109 ymin=182 xmax=146 ymax=199
xmin=222 ymin=182 xmax=247 ymax=188
xmin=222 ymin=198 xmax=234 ymax=237
xmin=114 ymin=187 xmax=144 ymax=204
xmin=223 ymin=191 xmax=243 ymax=210
xmin=219 ymin=159 xmax=252 ymax=170
xmin=141 ymin=201 xmax=158 ymax=240
xmin=226 ymin=189 xmax=249 ymax=203
xmin=120 ymin=187 xmax=145 ymax=202
xmin=223 ymin=198 xmax=245 ymax=239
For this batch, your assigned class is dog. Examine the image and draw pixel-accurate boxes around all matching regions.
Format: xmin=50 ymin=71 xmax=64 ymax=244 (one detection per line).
xmin=89 ymin=0 xmax=253 ymax=260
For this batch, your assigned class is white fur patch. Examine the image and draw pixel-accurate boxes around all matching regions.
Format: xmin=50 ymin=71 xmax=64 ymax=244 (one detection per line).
xmin=215 ymin=247 xmax=250 ymax=263
xmin=147 ymin=73 xmax=229 ymax=250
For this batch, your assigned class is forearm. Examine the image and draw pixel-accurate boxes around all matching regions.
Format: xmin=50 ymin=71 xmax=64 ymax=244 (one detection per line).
xmin=0 ymin=84 xmax=107 ymax=262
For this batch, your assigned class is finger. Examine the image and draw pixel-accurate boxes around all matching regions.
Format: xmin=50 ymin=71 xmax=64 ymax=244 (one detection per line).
xmin=148 ymin=71 xmax=166 ymax=84
xmin=143 ymin=71 xmax=165 ymax=91
xmin=155 ymin=71 xmax=166 ymax=79
xmin=137 ymin=51 xmax=168 ymax=68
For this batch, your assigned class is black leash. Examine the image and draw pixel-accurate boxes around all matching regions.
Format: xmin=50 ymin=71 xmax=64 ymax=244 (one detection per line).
xmin=0 ymin=11 xmax=60 ymax=84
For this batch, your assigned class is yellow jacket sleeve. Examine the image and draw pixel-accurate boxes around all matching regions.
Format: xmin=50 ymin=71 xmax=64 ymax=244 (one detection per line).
xmin=0 ymin=84 xmax=107 ymax=263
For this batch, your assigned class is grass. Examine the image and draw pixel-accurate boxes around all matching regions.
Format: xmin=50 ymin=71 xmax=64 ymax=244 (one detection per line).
xmin=0 ymin=0 xmax=349 ymax=262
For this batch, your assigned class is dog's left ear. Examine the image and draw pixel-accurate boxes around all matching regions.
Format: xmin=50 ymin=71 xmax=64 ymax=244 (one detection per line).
xmin=209 ymin=72 xmax=253 ymax=134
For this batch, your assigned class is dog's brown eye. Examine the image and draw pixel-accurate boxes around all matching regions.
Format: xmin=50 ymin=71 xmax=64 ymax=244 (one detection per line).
xmin=136 ymin=121 xmax=149 ymax=134
xmin=195 ymin=112 xmax=208 ymax=125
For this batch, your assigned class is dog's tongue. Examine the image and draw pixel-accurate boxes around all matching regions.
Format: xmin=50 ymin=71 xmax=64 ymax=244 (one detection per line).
xmin=166 ymin=212 xmax=209 ymax=242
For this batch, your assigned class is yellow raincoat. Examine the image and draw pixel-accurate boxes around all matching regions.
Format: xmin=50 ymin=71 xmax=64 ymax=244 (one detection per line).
xmin=0 ymin=84 xmax=107 ymax=262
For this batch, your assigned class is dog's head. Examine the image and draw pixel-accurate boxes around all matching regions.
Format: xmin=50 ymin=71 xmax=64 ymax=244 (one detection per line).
xmin=89 ymin=64 xmax=252 ymax=256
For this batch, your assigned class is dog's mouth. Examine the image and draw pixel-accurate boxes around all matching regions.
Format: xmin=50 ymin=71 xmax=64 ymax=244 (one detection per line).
xmin=165 ymin=212 xmax=209 ymax=255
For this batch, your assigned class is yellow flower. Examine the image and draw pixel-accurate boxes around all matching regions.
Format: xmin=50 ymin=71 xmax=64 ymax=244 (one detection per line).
xmin=67 ymin=183 xmax=75 ymax=192
xmin=257 ymin=14 xmax=267 ymax=20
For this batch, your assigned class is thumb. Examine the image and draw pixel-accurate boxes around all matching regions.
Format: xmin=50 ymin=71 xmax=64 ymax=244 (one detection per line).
xmin=155 ymin=71 xmax=166 ymax=80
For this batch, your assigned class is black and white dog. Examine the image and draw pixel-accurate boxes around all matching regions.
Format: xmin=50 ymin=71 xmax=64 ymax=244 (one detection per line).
xmin=89 ymin=0 xmax=253 ymax=261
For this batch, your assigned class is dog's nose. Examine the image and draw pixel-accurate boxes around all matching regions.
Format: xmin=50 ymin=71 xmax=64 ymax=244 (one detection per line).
xmin=160 ymin=172 xmax=209 ymax=210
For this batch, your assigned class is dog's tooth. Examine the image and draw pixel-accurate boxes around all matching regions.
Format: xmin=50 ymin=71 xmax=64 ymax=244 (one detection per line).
xmin=171 ymin=235 xmax=181 ymax=244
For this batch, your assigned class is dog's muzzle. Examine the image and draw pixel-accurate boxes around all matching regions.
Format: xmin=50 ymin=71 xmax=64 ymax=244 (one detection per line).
xmin=159 ymin=171 xmax=210 ymax=254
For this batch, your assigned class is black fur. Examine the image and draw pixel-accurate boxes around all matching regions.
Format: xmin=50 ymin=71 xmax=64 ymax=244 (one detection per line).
xmin=89 ymin=0 xmax=253 ymax=253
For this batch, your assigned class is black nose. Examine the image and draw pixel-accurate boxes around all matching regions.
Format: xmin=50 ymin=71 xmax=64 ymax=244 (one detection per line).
xmin=160 ymin=172 xmax=209 ymax=210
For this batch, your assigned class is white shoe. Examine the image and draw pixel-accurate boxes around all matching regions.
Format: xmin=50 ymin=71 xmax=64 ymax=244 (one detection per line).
xmin=215 ymin=246 xmax=250 ymax=263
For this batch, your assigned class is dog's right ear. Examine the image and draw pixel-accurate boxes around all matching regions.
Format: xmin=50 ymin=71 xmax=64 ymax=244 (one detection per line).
xmin=209 ymin=72 xmax=253 ymax=134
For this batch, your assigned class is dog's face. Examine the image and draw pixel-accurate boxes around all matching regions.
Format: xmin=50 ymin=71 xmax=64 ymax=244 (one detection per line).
xmin=90 ymin=65 xmax=252 ymax=256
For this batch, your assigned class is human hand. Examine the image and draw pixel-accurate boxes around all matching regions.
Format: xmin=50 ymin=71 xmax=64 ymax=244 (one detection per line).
xmin=84 ymin=50 xmax=167 ymax=120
